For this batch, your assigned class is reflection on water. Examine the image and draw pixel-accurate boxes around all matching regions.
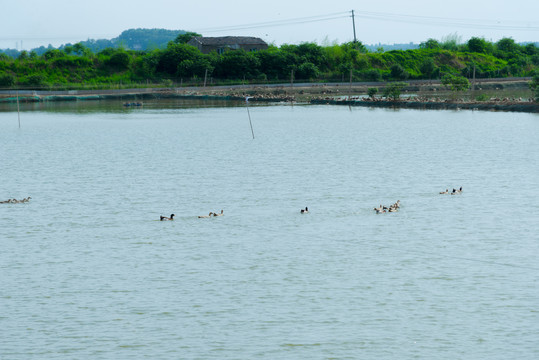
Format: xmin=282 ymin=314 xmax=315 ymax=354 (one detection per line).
xmin=1 ymin=102 xmax=538 ymax=360
xmin=0 ymin=98 xmax=252 ymax=114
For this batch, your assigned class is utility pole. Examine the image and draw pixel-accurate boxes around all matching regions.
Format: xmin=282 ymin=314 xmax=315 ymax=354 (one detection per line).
xmin=349 ymin=68 xmax=353 ymax=100
xmin=351 ymin=10 xmax=357 ymax=44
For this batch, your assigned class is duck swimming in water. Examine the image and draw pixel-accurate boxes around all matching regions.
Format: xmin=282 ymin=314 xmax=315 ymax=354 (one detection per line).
xmin=300 ymin=207 xmax=309 ymax=213
xmin=198 ymin=212 xmax=213 ymax=218
xmin=1 ymin=196 xmax=32 ymax=204
xmin=213 ymin=210 xmax=224 ymax=216
xmin=160 ymin=214 xmax=175 ymax=221
xmin=439 ymin=189 xmax=448 ymax=194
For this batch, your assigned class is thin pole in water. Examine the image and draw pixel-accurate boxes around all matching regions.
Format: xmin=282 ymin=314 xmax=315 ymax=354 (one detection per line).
xmin=349 ymin=68 xmax=353 ymax=100
xmin=17 ymin=91 xmax=21 ymax=128
xmin=246 ymin=97 xmax=255 ymax=139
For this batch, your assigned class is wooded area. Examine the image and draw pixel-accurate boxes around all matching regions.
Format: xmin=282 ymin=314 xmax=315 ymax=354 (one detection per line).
xmin=1 ymin=33 xmax=537 ymax=100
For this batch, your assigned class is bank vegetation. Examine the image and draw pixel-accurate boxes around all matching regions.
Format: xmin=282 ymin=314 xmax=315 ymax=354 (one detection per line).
xmin=0 ymin=35 xmax=538 ymax=100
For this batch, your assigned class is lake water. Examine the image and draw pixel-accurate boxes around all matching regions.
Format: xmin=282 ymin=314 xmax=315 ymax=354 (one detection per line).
xmin=1 ymin=100 xmax=538 ymax=359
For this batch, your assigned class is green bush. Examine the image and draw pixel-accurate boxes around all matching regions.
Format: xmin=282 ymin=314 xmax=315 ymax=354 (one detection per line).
xmin=0 ymin=73 xmax=15 ymax=87
xmin=383 ymin=82 xmax=407 ymax=100
xmin=475 ymin=94 xmax=490 ymax=101
xmin=22 ymin=74 xmax=46 ymax=86
xmin=367 ymin=87 xmax=378 ymax=98
xmin=0 ymin=35 xmax=536 ymax=89
xmin=441 ymin=74 xmax=470 ymax=92
xmin=361 ymin=69 xmax=381 ymax=81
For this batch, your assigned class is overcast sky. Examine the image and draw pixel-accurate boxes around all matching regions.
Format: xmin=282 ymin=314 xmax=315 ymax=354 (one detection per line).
xmin=1 ymin=0 xmax=538 ymax=50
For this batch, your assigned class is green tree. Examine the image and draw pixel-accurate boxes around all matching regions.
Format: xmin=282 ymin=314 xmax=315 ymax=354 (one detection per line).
xmin=296 ymin=62 xmax=319 ymax=80
xmin=106 ymin=51 xmax=131 ymax=70
xmin=256 ymin=47 xmax=297 ymax=80
xmin=157 ymin=43 xmax=201 ymax=75
xmin=440 ymin=33 xmax=462 ymax=51
xmin=529 ymin=73 xmax=539 ymax=101
xmin=63 ymin=45 xmax=74 ymax=55
xmin=467 ymin=37 xmax=492 ymax=53
xmin=367 ymin=87 xmax=378 ymax=98
xmin=282 ymin=42 xmax=327 ymax=71
xmin=177 ymin=57 xmax=213 ymax=78
xmin=213 ymin=49 xmax=261 ymax=79
xmin=175 ymin=32 xmax=202 ymax=44
xmin=419 ymin=58 xmax=437 ymax=78
xmin=0 ymin=73 xmax=15 ymax=87
xmin=383 ymin=82 xmax=407 ymax=100
xmin=73 ymin=42 xmax=91 ymax=56
xmin=23 ymin=74 xmax=46 ymax=87
xmin=419 ymin=39 xmax=440 ymax=49
xmin=362 ymin=69 xmax=381 ymax=81
xmin=524 ymin=43 xmax=538 ymax=56
xmin=132 ymin=50 xmax=160 ymax=78
xmin=17 ymin=51 xmax=29 ymax=61
xmin=441 ymin=74 xmax=470 ymax=92
xmin=496 ymin=38 xmax=518 ymax=53
xmin=390 ymin=63 xmax=408 ymax=80
xmin=42 ymin=49 xmax=66 ymax=60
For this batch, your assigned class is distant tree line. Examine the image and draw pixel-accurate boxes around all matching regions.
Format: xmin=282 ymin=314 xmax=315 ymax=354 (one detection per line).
xmin=0 ymin=29 xmax=187 ymax=58
xmin=0 ymin=33 xmax=537 ymax=91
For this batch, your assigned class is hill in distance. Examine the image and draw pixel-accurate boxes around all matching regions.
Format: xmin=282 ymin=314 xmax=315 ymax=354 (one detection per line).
xmin=0 ymin=28 xmax=187 ymax=57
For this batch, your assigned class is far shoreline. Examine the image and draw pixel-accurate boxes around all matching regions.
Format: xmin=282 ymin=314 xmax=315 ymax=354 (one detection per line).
xmin=0 ymin=77 xmax=537 ymax=113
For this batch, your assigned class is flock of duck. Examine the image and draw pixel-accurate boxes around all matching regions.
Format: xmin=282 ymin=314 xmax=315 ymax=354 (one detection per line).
xmin=373 ymin=200 xmax=401 ymax=214
xmin=197 ymin=210 xmax=224 ymax=219
xmin=1 ymin=191 xmax=462 ymax=219
xmin=160 ymin=210 xmax=225 ymax=221
xmin=161 ymin=208 xmax=308 ymax=220
xmin=372 ymin=187 xmax=463 ymax=214
xmin=439 ymin=187 xmax=463 ymax=195
xmin=0 ymin=197 xmax=31 ymax=204
xmin=161 ymin=193 xmax=460 ymax=219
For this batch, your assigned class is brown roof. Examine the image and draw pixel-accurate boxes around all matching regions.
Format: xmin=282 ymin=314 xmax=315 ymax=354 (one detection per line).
xmin=190 ymin=36 xmax=267 ymax=46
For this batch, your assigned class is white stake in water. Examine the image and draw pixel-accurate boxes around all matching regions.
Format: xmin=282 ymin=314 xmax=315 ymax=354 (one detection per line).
xmin=246 ymin=96 xmax=255 ymax=139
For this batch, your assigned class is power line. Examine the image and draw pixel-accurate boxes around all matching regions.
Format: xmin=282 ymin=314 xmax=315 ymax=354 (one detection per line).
xmin=2 ymin=10 xmax=538 ymax=47
xmin=195 ymin=12 xmax=350 ymax=33
xmin=354 ymin=10 xmax=539 ymax=32
xmin=194 ymin=10 xmax=539 ymax=35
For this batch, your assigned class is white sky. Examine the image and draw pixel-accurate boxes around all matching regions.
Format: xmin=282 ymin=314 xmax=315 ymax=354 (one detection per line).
xmin=1 ymin=0 xmax=538 ymax=50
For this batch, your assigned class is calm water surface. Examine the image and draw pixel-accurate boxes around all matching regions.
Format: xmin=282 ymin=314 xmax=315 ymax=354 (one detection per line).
xmin=1 ymin=100 xmax=538 ymax=359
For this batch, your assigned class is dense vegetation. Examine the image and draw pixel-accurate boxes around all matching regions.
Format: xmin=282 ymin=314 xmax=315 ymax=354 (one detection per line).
xmin=0 ymin=35 xmax=537 ymax=92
